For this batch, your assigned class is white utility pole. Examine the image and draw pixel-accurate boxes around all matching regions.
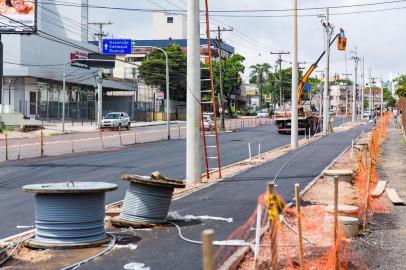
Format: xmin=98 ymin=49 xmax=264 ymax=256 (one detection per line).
xmin=322 ymin=8 xmax=331 ymax=133
xmin=361 ymin=56 xmax=365 ymax=118
xmin=186 ymin=0 xmax=201 ymax=184
xmin=369 ymin=68 xmax=372 ymax=112
xmin=351 ymin=48 xmax=360 ymax=122
xmin=291 ymin=0 xmax=298 ymax=148
xmin=89 ymin=21 xmax=112 ymax=125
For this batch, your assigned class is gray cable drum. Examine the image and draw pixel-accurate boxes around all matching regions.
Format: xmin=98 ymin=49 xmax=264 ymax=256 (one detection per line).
xmin=22 ymin=182 xmax=117 ymax=245
xmin=120 ymin=182 xmax=174 ymax=224
xmin=34 ymin=193 xmax=106 ymax=243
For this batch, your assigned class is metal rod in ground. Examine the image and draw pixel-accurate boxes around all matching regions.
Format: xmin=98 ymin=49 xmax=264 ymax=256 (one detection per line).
xmin=17 ymin=140 xmax=20 ymax=160
xmin=295 ymin=183 xmax=305 ymax=270
xmin=99 ymin=129 xmax=104 ymax=150
xmin=5 ymin=133 xmax=8 ymax=160
xmin=334 ymin=175 xmax=339 ymax=270
xmin=201 ymin=229 xmax=215 ymax=270
xmin=254 ymin=204 xmax=262 ymax=269
xmin=40 ymin=130 xmax=44 ymax=157
xmin=71 ymin=139 xmax=74 ymax=153
xmin=258 ymin=143 xmax=261 ymax=157
xmin=178 ymin=125 xmax=181 ymax=139
xmin=248 ymin=142 xmax=252 ymax=160
xmin=268 ymin=182 xmax=278 ymax=270
xmin=118 ymin=126 xmax=123 ymax=146
xmin=134 ymin=129 xmax=137 ymax=144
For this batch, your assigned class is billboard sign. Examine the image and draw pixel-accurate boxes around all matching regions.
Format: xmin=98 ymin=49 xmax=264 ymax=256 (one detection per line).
xmin=0 ymin=0 xmax=37 ymax=34
xmin=102 ymin=39 xmax=132 ymax=55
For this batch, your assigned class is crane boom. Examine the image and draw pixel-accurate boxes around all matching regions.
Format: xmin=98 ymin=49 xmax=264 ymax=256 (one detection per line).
xmin=297 ymin=31 xmax=343 ymax=105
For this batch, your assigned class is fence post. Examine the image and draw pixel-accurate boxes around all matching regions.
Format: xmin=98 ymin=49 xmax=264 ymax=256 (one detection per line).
xmin=5 ymin=133 xmax=8 ymax=161
xmin=201 ymin=229 xmax=215 ymax=270
xmin=248 ymin=142 xmax=252 ymax=160
xmin=363 ymin=158 xmax=372 ymax=230
xmin=334 ymin=176 xmax=339 ymax=270
xmin=118 ymin=126 xmax=123 ymax=146
xmin=40 ymin=130 xmax=44 ymax=157
xmin=254 ymin=204 xmax=262 ymax=268
xmin=295 ymin=184 xmax=305 ymax=270
xmin=99 ymin=129 xmax=104 ymax=150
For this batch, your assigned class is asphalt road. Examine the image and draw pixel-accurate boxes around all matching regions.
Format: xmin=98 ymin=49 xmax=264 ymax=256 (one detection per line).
xmin=78 ymin=124 xmax=367 ymax=270
xmin=0 ymin=122 xmax=300 ymax=239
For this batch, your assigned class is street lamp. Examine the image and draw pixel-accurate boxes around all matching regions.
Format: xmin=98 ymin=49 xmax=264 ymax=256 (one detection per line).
xmin=133 ymin=46 xmax=170 ymax=140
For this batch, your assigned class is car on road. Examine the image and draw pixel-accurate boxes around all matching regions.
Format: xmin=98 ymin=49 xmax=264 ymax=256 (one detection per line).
xmin=363 ymin=110 xmax=371 ymax=118
xmin=257 ymin=109 xmax=269 ymax=118
xmin=100 ymin=112 xmax=131 ymax=130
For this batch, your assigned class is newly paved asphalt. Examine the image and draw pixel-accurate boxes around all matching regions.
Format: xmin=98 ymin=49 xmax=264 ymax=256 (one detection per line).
xmin=78 ymin=124 xmax=367 ymax=270
xmin=0 ymin=122 xmax=303 ymax=239
xmin=72 ymin=124 xmax=367 ymax=270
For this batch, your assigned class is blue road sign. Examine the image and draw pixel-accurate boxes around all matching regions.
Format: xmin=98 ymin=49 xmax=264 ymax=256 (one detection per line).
xmin=304 ymin=83 xmax=312 ymax=91
xmin=102 ymin=39 xmax=132 ymax=55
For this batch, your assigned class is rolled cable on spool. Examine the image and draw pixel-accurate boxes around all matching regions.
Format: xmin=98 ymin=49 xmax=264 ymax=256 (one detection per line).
xmin=22 ymin=181 xmax=117 ymax=249
xmin=112 ymin=171 xmax=186 ymax=227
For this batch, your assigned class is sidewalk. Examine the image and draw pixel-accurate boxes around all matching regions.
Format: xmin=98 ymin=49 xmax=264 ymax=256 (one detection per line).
xmin=353 ymin=123 xmax=406 ymax=269
xmin=2 ymin=119 xmax=187 ymax=139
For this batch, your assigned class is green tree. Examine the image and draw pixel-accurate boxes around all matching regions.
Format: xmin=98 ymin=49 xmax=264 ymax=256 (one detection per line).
xmin=212 ymin=54 xmax=246 ymax=116
xmin=395 ymin=75 xmax=406 ymax=98
xmin=383 ymin=88 xmax=396 ymax=107
xmin=249 ymin=63 xmax=271 ymax=107
xmin=139 ymin=44 xmax=187 ymax=101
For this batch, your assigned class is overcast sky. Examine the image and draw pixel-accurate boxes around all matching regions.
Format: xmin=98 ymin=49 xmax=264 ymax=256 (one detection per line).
xmin=89 ymin=0 xmax=406 ymax=83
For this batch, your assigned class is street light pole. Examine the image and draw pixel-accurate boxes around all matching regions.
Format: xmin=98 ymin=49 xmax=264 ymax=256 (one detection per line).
xmin=291 ymin=0 xmax=298 ymax=149
xmin=133 ymin=46 xmax=170 ymax=140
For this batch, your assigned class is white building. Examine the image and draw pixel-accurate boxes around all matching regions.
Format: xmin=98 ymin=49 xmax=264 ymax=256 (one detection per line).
xmin=152 ymin=13 xmax=186 ymax=40
xmin=1 ymin=0 xmax=133 ymax=120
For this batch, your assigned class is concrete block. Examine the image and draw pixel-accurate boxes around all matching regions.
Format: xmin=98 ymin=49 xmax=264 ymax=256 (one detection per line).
xmin=338 ymin=216 xmax=359 ymax=238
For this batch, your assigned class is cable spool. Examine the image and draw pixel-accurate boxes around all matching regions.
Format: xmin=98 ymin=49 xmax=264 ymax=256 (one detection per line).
xmin=22 ymin=182 xmax=117 ymax=249
xmin=114 ymin=172 xmax=186 ymax=226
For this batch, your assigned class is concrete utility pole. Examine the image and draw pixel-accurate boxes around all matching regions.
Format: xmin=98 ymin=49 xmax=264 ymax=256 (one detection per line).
xmin=341 ymin=72 xmax=352 ymax=116
xmin=368 ymin=68 xmax=372 ymax=112
xmin=89 ymin=21 xmax=112 ymax=126
xmin=214 ymin=26 xmax=233 ymax=130
xmin=291 ymin=0 xmax=298 ymax=149
xmin=361 ymin=56 xmax=365 ymax=118
xmin=351 ymin=47 xmax=360 ymax=122
xmin=186 ymin=0 xmax=201 ymax=184
xmin=270 ymin=51 xmax=290 ymax=106
xmin=380 ymin=77 xmax=384 ymax=116
xmin=322 ymin=8 xmax=332 ymax=133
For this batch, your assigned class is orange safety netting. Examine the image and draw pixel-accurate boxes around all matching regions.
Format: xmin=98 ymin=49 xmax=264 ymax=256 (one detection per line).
xmin=215 ymin=113 xmax=392 ymax=269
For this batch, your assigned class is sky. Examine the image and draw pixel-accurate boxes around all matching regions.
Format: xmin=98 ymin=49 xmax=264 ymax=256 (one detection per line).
xmin=89 ymin=0 xmax=406 ymax=83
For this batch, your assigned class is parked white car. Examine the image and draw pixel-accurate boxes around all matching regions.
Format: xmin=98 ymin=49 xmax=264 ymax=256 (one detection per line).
xmin=203 ymin=115 xmax=214 ymax=130
xmin=100 ymin=112 xmax=131 ymax=130
xmin=257 ymin=109 xmax=269 ymax=118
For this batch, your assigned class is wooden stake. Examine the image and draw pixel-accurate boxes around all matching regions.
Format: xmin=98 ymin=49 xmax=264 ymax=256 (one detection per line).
xmin=334 ymin=175 xmax=339 ymax=270
xmin=201 ymin=229 xmax=215 ymax=270
xmin=295 ymin=184 xmax=305 ymax=270
xmin=268 ymin=182 xmax=278 ymax=270
xmin=363 ymin=160 xmax=372 ymax=229
xmin=5 ymin=133 xmax=8 ymax=161
xmin=118 ymin=126 xmax=123 ymax=146
xmin=99 ymin=129 xmax=104 ymax=150
xmin=40 ymin=130 xmax=44 ymax=157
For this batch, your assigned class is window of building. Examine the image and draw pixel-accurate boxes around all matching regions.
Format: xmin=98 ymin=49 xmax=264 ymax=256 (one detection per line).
xmin=167 ymin=17 xmax=174 ymax=23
